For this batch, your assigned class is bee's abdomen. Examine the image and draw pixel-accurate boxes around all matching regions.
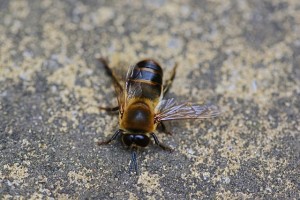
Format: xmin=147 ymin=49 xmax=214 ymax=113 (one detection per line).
xmin=127 ymin=60 xmax=163 ymax=100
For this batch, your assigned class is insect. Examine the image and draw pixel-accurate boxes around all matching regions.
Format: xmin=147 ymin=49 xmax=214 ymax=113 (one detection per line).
xmin=97 ymin=58 xmax=220 ymax=174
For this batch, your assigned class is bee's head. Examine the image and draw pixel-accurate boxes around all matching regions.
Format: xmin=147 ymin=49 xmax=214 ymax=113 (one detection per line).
xmin=122 ymin=134 xmax=150 ymax=148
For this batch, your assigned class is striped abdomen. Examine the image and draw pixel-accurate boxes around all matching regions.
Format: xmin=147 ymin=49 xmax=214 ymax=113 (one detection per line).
xmin=126 ymin=59 xmax=163 ymax=100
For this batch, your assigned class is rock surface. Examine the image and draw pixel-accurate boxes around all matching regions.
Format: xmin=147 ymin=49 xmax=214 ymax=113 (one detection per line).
xmin=0 ymin=0 xmax=299 ymax=199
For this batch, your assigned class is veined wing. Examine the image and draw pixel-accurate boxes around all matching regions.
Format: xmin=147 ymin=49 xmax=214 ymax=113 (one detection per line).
xmin=154 ymin=98 xmax=221 ymax=122
xmin=113 ymin=80 xmax=124 ymax=112
xmin=125 ymin=65 xmax=142 ymax=100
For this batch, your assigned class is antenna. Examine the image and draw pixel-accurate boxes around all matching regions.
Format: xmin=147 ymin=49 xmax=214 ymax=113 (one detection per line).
xmin=129 ymin=147 xmax=138 ymax=175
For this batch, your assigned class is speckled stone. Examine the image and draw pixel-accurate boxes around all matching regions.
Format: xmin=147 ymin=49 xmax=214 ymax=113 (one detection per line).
xmin=0 ymin=0 xmax=299 ymax=199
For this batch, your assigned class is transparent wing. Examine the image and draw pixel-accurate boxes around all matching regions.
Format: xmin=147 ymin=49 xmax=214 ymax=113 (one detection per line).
xmin=125 ymin=65 xmax=142 ymax=100
xmin=113 ymin=81 xmax=124 ymax=110
xmin=154 ymin=98 xmax=221 ymax=122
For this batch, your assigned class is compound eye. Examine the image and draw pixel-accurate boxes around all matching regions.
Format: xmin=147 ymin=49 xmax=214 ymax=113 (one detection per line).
xmin=134 ymin=135 xmax=150 ymax=147
xmin=122 ymin=134 xmax=134 ymax=146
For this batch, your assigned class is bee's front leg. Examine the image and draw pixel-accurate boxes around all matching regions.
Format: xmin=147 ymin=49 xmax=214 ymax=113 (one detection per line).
xmin=150 ymin=133 xmax=173 ymax=152
xmin=99 ymin=106 xmax=119 ymax=112
xmin=97 ymin=129 xmax=123 ymax=145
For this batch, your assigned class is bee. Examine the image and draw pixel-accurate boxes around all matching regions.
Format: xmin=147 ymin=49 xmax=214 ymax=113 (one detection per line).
xmin=97 ymin=58 xmax=220 ymax=174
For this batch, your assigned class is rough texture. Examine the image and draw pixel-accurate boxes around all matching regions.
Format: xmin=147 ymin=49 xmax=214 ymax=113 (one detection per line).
xmin=0 ymin=0 xmax=299 ymax=199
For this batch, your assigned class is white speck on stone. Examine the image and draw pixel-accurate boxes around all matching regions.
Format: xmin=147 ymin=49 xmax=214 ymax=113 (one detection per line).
xmin=294 ymin=40 xmax=300 ymax=47
xmin=187 ymin=148 xmax=195 ymax=155
xmin=203 ymin=172 xmax=210 ymax=180
xmin=19 ymin=73 xmax=28 ymax=81
xmin=23 ymin=50 xmax=33 ymax=58
xmin=223 ymin=176 xmax=230 ymax=184
xmin=168 ymin=37 xmax=182 ymax=49
xmin=228 ymin=84 xmax=236 ymax=91
xmin=7 ymin=180 xmax=13 ymax=187
xmin=0 ymin=91 xmax=7 ymax=97
xmin=265 ymin=187 xmax=272 ymax=193
xmin=50 ymin=86 xmax=57 ymax=93
xmin=252 ymin=80 xmax=257 ymax=92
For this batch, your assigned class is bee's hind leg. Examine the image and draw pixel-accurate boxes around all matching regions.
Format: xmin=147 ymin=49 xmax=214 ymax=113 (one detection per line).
xmin=163 ymin=63 xmax=177 ymax=96
xmin=150 ymin=133 xmax=173 ymax=152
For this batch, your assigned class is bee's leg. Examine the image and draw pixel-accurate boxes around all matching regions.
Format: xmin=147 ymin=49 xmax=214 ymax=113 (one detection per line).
xmin=151 ymin=133 xmax=173 ymax=152
xmin=163 ymin=63 xmax=177 ymax=96
xmin=97 ymin=58 xmax=123 ymax=109
xmin=97 ymin=129 xmax=123 ymax=145
xmin=97 ymin=58 xmax=123 ymax=90
xmin=159 ymin=122 xmax=173 ymax=135
xmin=99 ymin=106 xmax=119 ymax=112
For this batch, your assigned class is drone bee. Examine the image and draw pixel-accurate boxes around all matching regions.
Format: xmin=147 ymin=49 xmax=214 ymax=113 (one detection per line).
xmin=97 ymin=58 xmax=220 ymax=174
